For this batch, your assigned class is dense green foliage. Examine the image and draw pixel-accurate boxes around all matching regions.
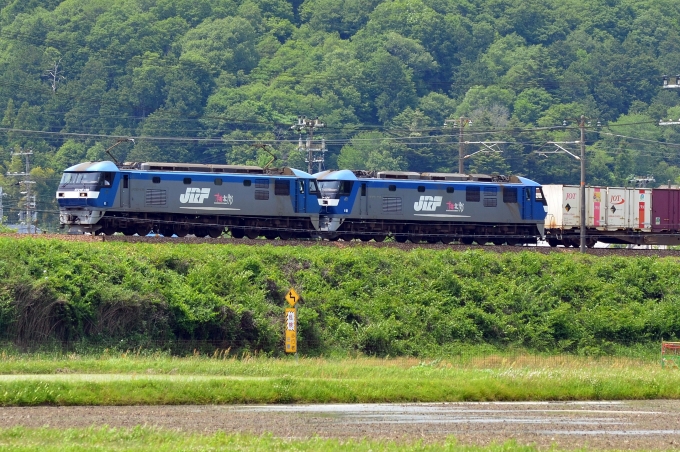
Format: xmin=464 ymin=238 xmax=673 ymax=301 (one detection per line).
xmin=1 ymin=1 xmax=680 ymax=230
xmin=0 ymin=237 xmax=678 ymax=356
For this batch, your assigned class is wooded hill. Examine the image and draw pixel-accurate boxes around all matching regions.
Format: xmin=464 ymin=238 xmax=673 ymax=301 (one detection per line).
xmin=0 ymin=0 xmax=680 ymax=229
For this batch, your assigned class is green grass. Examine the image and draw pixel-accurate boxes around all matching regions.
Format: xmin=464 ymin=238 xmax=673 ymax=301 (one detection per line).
xmin=0 ymin=427 xmax=546 ymax=451
xmin=0 ymin=354 xmax=677 ymax=405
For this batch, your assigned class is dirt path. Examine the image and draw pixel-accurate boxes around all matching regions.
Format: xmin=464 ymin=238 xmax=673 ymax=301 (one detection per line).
xmin=1 ymin=401 xmax=680 ymax=450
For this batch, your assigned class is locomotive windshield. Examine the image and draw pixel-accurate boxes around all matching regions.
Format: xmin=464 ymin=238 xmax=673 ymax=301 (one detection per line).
xmin=59 ymin=172 xmax=113 ymax=190
xmin=319 ymin=180 xmax=353 ymax=199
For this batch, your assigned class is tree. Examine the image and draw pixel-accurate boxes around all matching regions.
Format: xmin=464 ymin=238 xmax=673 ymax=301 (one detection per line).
xmin=336 ymin=131 xmax=406 ymax=171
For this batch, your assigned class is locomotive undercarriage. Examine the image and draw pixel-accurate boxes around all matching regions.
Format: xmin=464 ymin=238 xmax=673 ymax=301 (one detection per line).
xmin=323 ymin=219 xmax=542 ymax=245
xmin=87 ymin=212 xmax=319 ymax=239
xmin=63 ymin=211 xmax=542 ymax=244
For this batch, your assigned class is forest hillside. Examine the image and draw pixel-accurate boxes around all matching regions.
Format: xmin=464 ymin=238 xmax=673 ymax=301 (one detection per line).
xmin=0 ymin=0 xmax=679 ymax=229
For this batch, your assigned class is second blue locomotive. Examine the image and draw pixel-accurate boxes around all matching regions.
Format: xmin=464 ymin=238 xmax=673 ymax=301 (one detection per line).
xmin=316 ymin=170 xmax=547 ymax=244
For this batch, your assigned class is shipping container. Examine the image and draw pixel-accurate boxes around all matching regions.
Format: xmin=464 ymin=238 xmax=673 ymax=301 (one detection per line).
xmin=629 ymin=188 xmax=652 ymax=231
xmin=651 ymin=188 xmax=680 ymax=233
xmin=543 ymin=184 xmax=581 ymax=230
xmin=605 ymin=187 xmax=627 ymax=230
xmin=587 ymin=187 xmax=606 ymax=229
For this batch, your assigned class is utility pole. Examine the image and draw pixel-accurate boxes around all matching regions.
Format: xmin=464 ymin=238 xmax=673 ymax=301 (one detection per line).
xmin=6 ymin=150 xmax=36 ymax=233
xmin=538 ymin=117 xmax=600 ymax=253
xmin=579 ymin=115 xmax=586 ymax=253
xmin=444 ymin=117 xmax=471 ymax=173
xmin=291 ymin=116 xmax=326 ymax=174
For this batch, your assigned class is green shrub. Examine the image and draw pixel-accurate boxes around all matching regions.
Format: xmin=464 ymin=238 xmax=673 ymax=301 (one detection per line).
xmin=0 ymin=238 xmax=679 ymax=356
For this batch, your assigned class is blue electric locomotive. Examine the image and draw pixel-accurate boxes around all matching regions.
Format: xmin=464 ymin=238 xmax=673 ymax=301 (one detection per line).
xmin=57 ymin=161 xmax=324 ymax=238
xmin=315 ymin=170 xmax=547 ymax=244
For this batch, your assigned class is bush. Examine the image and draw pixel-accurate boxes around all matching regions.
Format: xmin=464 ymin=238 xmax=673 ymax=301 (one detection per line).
xmin=0 ymin=238 xmax=679 ymax=356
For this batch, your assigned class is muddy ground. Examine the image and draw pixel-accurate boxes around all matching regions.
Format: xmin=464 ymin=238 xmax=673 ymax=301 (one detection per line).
xmin=1 ymin=401 xmax=680 ymax=450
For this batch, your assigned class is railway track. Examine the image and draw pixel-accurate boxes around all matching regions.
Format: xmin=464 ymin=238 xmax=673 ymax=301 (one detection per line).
xmin=4 ymin=233 xmax=680 ymax=257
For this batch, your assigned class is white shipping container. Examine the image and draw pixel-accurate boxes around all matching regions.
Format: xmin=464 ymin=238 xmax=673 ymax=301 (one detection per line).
xmin=542 ymin=184 xmax=563 ymax=229
xmin=586 ymin=186 xmax=606 ymax=229
xmin=627 ymin=188 xmax=652 ymax=231
xmin=543 ymin=184 xmax=580 ymax=229
xmin=605 ymin=187 xmax=627 ymax=230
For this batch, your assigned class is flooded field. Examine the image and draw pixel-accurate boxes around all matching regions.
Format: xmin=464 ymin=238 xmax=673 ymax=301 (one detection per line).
xmin=2 ymin=401 xmax=680 ymax=450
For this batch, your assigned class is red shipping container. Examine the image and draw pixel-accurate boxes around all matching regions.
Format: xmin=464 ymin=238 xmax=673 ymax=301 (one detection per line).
xmin=651 ymin=188 xmax=680 ymax=232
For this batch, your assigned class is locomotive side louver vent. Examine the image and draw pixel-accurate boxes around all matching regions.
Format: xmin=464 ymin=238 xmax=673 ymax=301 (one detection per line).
xmin=382 ymin=197 xmax=402 ymax=213
xmin=145 ymin=189 xmax=167 ymax=206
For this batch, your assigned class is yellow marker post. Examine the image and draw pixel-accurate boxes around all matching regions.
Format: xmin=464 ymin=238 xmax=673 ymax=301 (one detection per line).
xmin=285 ymin=307 xmax=297 ymax=353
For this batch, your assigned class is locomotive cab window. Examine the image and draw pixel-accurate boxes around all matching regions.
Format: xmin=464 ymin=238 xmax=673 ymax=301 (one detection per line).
xmin=102 ymin=172 xmax=114 ymax=187
xmin=536 ymin=187 xmax=547 ymax=205
xmin=309 ymin=180 xmax=319 ymax=195
xmin=298 ymin=180 xmax=305 ymax=194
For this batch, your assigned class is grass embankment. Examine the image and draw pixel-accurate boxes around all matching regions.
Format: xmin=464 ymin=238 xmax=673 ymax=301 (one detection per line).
xmin=0 ymin=427 xmax=538 ymax=452
xmin=0 ymin=237 xmax=679 ymax=357
xmin=0 ymin=354 xmax=676 ymax=405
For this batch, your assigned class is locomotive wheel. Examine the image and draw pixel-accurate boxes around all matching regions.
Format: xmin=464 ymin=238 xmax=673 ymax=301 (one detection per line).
xmin=492 ymin=239 xmax=505 ymax=246
xmin=373 ymin=235 xmax=386 ymax=243
xmin=461 ymin=237 xmax=474 ymax=245
xmin=99 ymin=226 xmax=116 ymax=236
xmin=548 ymin=238 xmax=559 ymax=247
xmin=394 ymin=235 xmax=407 ymax=243
xmin=194 ymin=228 xmax=208 ymax=238
xmin=207 ymin=227 xmax=223 ymax=239
xmin=174 ymin=228 xmax=188 ymax=238
xmin=230 ymin=228 xmax=245 ymax=239
xmin=136 ymin=225 xmax=151 ymax=236
xmin=264 ymin=231 xmax=278 ymax=240
xmin=441 ymin=237 xmax=453 ymax=244
xmin=246 ymin=230 xmax=259 ymax=240
xmin=426 ymin=237 xmax=439 ymax=244
xmin=408 ymin=236 xmax=421 ymax=244
xmin=278 ymin=231 xmax=291 ymax=240
xmin=158 ymin=226 xmax=174 ymax=237
xmin=340 ymin=234 xmax=353 ymax=242
xmin=359 ymin=235 xmax=371 ymax=242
